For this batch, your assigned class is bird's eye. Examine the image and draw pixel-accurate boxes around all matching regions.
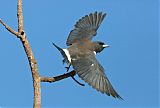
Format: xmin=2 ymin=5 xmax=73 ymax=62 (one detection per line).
xmin=99 ymin=42 xmax=104 ymax=45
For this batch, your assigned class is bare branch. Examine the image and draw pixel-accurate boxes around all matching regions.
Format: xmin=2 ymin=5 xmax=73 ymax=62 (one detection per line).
xmin=16 ymin=0 xmax=41 ymax=107
xmin=20 ymin=36 xmax=41 ymax=108
xmin=1 ymin=0 xmax=79 ymax=107
xmin=17 ymin=0 xmax=24 ymax=32
xmin=1 ymin=0 xmax=41 ymax=106
xmin=41 ymin=70 xmax=76 ymax=83
xmin=0 ymin=19 xmax=19 ymax=37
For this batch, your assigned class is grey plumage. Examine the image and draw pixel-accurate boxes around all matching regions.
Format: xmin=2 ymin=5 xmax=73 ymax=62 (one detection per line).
xmin=66 ymin=12 xmax=106 ymax=46
xmin=53 ymin=12 xmax=123 ymax=99
xmin=69 ymin=44 xmax=122 ymax=99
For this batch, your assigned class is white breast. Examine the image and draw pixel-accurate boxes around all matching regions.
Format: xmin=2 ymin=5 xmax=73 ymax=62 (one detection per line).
xmin=62 ymin=49 xmax=71 ymax=63
xmin=93 ymin=51 xmax=96 ymax=55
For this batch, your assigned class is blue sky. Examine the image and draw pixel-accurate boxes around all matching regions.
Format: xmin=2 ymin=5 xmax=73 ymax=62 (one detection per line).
xmin=0 ymin=0 xmax=159 ymax=107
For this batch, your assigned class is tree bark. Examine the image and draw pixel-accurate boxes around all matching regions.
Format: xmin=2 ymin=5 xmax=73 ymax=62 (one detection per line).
xmin=0 ymin=0 xmax=76 ymax=107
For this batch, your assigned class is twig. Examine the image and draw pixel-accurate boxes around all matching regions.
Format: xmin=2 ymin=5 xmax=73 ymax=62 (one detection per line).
xmin=41 ymin=70 xmax=84 ymax=86
xmin=41 ymin=70 xmax=76 ymax=83
xmin=0 ymin=20 xmax=19 ymax=37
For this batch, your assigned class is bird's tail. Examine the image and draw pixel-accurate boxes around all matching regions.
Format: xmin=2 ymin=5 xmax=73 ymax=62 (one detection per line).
xmin=52 ymin=42 xmax=86 ymax=86
xmin=52 ymin=42 xmax=70 ymax=64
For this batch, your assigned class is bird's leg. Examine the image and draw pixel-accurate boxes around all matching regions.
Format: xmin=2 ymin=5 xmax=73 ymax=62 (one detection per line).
xmin=62 ymin=59 xmax=66 ymax=64
xmin=71 ymin=76 xmax=85 ymax=86
xmin=65 ymin=64 xmax=71 ymax=72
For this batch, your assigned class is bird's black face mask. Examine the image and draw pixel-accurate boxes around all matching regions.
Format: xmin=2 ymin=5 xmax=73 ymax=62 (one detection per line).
xmin=93 ymin=41 xmax=109 ymax=53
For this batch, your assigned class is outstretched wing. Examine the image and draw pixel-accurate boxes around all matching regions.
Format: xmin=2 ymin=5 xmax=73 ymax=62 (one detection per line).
xmin=66 ymin=12 xmax=106 ymax=46
xmin=71 ymin=51 xmax=122 ymax=99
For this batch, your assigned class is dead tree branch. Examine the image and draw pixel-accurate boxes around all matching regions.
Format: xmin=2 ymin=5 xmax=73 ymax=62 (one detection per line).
xmin=0 ymin=20 xmax=19 ymax=37
xmin=0 ymin=0 xmax=41 ymax=107
xmin=41 ymin=70 xmax=76 ymax=83
xmin=17 ymin=0 xmax=24 ymax=32
xmin=0 ymin=0 xmax=76 ymax=108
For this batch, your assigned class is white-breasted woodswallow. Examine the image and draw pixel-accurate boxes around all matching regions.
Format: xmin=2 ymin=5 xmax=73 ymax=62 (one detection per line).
xmin=53 ymin=12 xmax=122 ymax=99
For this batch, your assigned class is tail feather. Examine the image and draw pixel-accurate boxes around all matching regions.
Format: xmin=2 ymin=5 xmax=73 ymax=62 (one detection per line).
xmin=52 ymin=42 xmax=70 ymax=64
xmin=52 ymin=42 xmax=63 ymax=52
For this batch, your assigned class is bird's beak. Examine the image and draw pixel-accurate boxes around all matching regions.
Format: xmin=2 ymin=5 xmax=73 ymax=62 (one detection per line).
xmin=103 ymin=44 xmax=109 ymax=48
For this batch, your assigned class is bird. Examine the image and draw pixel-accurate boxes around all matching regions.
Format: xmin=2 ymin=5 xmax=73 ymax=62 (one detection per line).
xmin=52 ymin=12 xmax=123 ymax=99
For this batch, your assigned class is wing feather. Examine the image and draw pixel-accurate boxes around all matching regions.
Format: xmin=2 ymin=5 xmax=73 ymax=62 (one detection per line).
xmin=66 ymin=12 xmax=106 ymax=46
xmin=71 ymin=51 xmax=122 ymax=99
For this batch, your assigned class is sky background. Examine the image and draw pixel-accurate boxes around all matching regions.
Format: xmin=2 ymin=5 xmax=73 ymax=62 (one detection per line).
xmin=0 ymin=0 xmax=159 ymax=108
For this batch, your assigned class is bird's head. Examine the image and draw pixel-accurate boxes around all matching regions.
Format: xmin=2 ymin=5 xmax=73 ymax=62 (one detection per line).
xmin=93 ymin=41 xmax=109 ymax=53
